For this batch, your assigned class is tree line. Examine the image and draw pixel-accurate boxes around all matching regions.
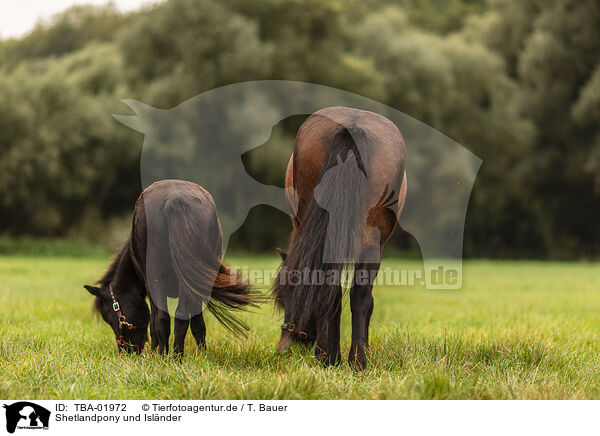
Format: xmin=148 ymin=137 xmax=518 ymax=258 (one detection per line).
xmin=0 ymin=0 xmax=599 ymax=258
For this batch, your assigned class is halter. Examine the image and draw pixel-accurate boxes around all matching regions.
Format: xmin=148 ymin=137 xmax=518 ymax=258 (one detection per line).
xmin=108 ymin=283 xmax=138 ymax=349
xmin=280 ymin=322 xmax=315 ymax=342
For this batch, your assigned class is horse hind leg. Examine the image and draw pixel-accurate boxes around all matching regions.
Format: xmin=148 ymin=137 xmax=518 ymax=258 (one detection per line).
xmin=314 ymin=289 xmax=342 ymax=366
xmin=149 ymin=297 xmax=171 ymax=355
xmin=190 ymin=312 xmax=206 ymax=349
xmin=327 ymin=290 xmax=343 ymax=365
xmin=172 ymin=317 xmax=189 ymax=357
xmin=365 ymin=297 xmax=374 ymax=348
xmin=172 ymin=300 xmax=189 ymax=357
xmin=153 ymin=298 xmax=171 ymax=355
xmin=149 ymin=299 xmax=159 ymax=352
xmin=349 ymin=257 xmax=381 ymax=371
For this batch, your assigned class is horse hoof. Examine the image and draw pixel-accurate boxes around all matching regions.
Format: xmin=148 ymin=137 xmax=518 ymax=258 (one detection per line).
xmin=348 ymin=353 xmax=367 ymax=371
xmin=314 ymin=346 xmax=341 ymax=367
xmin=172 ymin=351 xmax=184 ymax=361
xmin=322 ymin=355 xmax=342 ymax=367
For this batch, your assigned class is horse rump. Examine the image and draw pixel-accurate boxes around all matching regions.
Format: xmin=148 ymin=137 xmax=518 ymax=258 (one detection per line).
xmin=273 ymin=125 xmax=370 ymax=333
xmin=165 ymin=196 xmax=258 ymax=337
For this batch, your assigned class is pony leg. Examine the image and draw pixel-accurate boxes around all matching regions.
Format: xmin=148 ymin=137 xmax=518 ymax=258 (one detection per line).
xmin=365 ymin=297 xmax=374 ymax=349
xmin=156 ymin=308 xmax=171 ymax=355
xmin=149 ymin=299 xmax=159 ymax=352
xmin=326 ymin=290 xmax=342 ymax=365
xmin=172 ymin=297 xmax=191 ymax=356
xmin=172 ymin=317 xmax=190 ymax=357
xmin=314 ymin=289 xmax=342 ymax=366
xmin=190 ymin=312 xmax=206 ymax=348
xmin=349 ymin=261 xmax=380 ymax=370
xmin=314 ymin=316 xmax=329 ymax=363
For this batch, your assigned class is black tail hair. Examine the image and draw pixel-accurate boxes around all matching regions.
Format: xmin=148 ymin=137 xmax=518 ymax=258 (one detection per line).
xmin=166 ymin=200 xmax=257 ymax=337
xmin=273 ymin=126 xmax=370 ymax=331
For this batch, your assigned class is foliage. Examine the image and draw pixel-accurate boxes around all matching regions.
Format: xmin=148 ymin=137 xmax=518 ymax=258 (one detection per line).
xmin=0 ymin=4 xmax=129 ymax=69
xmin=0 ymin=44 xmax=139 ymax=235
xmin=469 ymin=0 xmax=600 ymax=256
xmin=0 ymin=0 xmax=599 ymax=257
xmin=119 ymin=0 xmax=273 ymax=106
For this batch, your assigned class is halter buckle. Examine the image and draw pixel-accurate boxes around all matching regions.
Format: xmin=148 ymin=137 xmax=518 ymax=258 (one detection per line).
xmin=281 ymin=322 xmax=295 ymax=332
xmin=281 ymin=322 xmax=313 ymax=341
xmin=112 ymin=301 xmax=120 ymax=312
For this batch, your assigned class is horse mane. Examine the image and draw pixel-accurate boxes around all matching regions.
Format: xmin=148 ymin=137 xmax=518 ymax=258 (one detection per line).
xmin=91 ymin=236 xmax=132 ymax=315
xmin=96 ymin=237 xmax=131 ymax=287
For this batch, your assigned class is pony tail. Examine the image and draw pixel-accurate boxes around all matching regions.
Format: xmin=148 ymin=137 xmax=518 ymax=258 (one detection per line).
xmin=205 ymin=263 xmax=258 ymax=335
xmin=166 ymin=200 xmax=257 ymax=337
xmin=273 ymin=126 xmax=370 ymax=332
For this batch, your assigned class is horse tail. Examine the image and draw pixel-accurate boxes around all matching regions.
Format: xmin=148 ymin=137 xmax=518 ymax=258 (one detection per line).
xmin=165 ymin=198 xmax=256 ymax=336
xmin=273 ymin=126 xmax=370 ymax=332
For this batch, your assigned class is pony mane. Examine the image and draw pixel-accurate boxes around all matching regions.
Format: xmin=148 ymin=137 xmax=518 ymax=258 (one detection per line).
xmin=92 ymin=236 xmax=131 ymax=316
xmin=97 ymin=237 xmax=131 ymax=287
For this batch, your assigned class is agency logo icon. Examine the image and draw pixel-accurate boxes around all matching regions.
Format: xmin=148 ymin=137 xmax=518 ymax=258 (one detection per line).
xmin=2 ymin=402 xmax=50 ymax=434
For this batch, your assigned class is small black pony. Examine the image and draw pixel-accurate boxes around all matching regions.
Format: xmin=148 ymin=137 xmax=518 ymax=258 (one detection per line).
xmin=84 ymin=180 xmax=255 ymax=355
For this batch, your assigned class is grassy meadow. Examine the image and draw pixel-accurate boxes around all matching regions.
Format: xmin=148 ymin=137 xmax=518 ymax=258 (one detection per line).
xmin=1 ymin=250 xmax=600 ymax=399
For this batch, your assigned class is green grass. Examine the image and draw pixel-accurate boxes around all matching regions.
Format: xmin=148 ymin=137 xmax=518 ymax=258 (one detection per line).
xmin=1 ymin=254 xmax=600 ymax=399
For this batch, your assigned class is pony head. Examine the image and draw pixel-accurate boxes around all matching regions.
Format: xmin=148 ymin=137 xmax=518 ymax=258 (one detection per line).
xmin=84 ymin=282 xmax=150 ymax=353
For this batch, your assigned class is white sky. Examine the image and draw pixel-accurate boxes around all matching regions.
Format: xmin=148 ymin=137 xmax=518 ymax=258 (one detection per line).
xmin=0 ymin=0 xmax=161 ymax=39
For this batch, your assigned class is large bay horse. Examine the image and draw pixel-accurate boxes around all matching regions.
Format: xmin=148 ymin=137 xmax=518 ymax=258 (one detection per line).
xmin=84 ymin=180 xmax=255 ymax=355
xmin=273 ymin=106 xmax=407 ymax=370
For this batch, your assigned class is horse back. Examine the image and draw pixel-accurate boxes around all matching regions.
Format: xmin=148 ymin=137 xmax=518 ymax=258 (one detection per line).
xmin=131 ymin=180 xmax=223 ymax=299
xmin=289 ymin=106 xmax=407 ymax=244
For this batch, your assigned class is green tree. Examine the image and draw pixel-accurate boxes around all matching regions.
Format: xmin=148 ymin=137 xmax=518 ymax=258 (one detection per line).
xmin=0 ymin=44 xmax=139 ymax=235
xmin=470 ymin=0 xmax=600 ymax=256
xmin=118 ymin=0 xmax=273 ymax=107
xmin=0 ymin=4 xmax=129 ymax=70
xmin=352 ymin=8 xmax=535 ymax=256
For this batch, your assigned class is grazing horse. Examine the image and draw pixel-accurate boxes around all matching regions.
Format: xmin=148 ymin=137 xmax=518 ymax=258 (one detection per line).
xmin=84 ymin=180 xmax=255 ymax=355
xmin=273 ymin=106 xmax=407 ymax=370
